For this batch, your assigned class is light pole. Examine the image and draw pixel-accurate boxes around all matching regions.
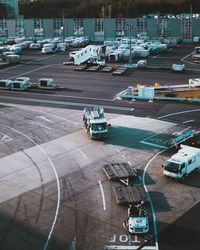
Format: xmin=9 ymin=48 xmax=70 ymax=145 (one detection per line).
xmin=126 ymin=22 xmax=134 ymax=65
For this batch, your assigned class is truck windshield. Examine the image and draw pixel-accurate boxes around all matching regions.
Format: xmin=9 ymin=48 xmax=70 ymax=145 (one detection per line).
xmin=195 ymin=48 xmax=200 ymax=54
xmin=165 ymin=161 xmax=180 ymax=173
xmin=92 ymin=123 xmax=107 ymax=131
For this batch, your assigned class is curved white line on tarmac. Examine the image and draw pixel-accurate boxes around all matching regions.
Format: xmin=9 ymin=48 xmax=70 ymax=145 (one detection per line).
xmin=142 ymin=150 xmax=166 ymax=250
xmin=0 ymin=123 xmax=61 ymax=250
xmin=99 ymin=180 xmax=106 ymax=211
xmin=158 ymin=108 xmax=200 ymax=119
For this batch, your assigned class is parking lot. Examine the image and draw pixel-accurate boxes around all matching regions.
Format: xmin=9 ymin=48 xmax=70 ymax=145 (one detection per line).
xmin=0 ymin=43 xmax=200 ymax=250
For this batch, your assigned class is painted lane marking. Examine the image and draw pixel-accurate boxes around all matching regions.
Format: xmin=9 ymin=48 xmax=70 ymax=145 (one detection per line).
xmin=99 ymin=180 xmax=106 ymax=211
xmin=0 ymin=133 xmax=12 ymax=144
xmin=181 ymin=52 xmax=192 ymax=61
xmin=78 ymin=149 xmax=88 ymax=160
xmin=0 ymin=54 xmax=58 ymax=73
xmin=142 ymin=150 xmax=166 ymax=250
xmin=0 ymin=96 xmax=134 ymax=112
xmin=140 ymin=129 xmax=169 ymax=149
xmin=152 ymin=55 xmax=160 ymax=59
xmin=141 ymin=125 xmax=198 ymax=250
xmin=158 ymin=108 xmax=200 ymax=119
xmin=141 ymin=129 xmax=168 ymax=142
xmin=29 ymin=120 xmax=52 ymax=130
xmin=0 ymin=89 xmax=113 ymax=103
xmin=140 ymin=141 xmax=167 ymax=149
xmin=0 ymin=124 xmax=61 ymax=250
xmin=8 ymin=65 xmax=57 ymax=80
xmin=0 ymin=102 xmax=80 ymax=126
xmin=105 ymin=245 xmax=158 ymax=249
xmin=37 ymin=116 xmax=54 ymax=123
xmin=182 ymin=119 xmax=194 ymax=124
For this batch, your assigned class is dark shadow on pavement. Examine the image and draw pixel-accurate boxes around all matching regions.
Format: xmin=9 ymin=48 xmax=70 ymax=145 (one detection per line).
xmin=135 ymin=168 xmax=156 ymax=185
xmin=105 ymin=126 xmax=164 ymax=150
xmin=149 ymin=191 xmax=171 ymax=212
xmin=157 ymin=201 xmax=200 ymax=250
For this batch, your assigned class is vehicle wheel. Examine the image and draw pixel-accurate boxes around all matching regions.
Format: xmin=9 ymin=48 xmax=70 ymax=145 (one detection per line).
xmin=182 ymin=174 xmax=187 ymax=180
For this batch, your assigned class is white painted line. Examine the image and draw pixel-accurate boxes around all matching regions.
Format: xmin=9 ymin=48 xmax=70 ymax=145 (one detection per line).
xmin=168 ymin=48 xmax=173 ymax=51
xmin=0 ymin=124 xmax=61 ymax=250
xmin=181 ymin=52 xmax=192 ymax=61
xmin=0 ymin=96 xmax=133 ymax=112
xmin=99 ymin=180 xmax=106 ymax=211
xmin=182 ymin=119 xmax=194 ymax=124
xmin=122 ymin=155 xmax=126 ymax=159
xmin=104 ymin=245 xmax=158 ymax=249
xmin=140 ymin=141 xmax=167 ymax=149
xmin=141 ymin=124 xmax=196 ymax=250
xmin=0 ymin=54 xmax=57 ymax=73
xmin=8 ymin=65 xmax=54 ymax=80
xmin=178 ymin=126 xmax=192 ymax=134
xmin=0 ymin=133 xmax=12 ymax=144
xmin=141 ymin=129 xmax=168 ymax=143
xmin=158 ymin=108 xmax=200 ymax=119
xmin=78 ymin=149 xmax=88 ymax=160
xmin=0 ymin=102 xmax=81 ymax=126
xmin=37 ymin=116 xmax=54 ymax=123
xmin=1 ymin=87 xmax=113 ymax=102
xmin=29 ymin=120 xmax=52 ymax=130
xmin=127 ymin=161 xmax=132 ymax=166
xmin=152 ymin=55 xmax=160 ymax=59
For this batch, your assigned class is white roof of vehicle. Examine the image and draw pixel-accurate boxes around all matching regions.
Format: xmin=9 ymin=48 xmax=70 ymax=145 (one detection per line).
xmin=89 ymin=118 xmax=107 ymax=124
xmin=170 ymin=145 xmax=200 ymax=162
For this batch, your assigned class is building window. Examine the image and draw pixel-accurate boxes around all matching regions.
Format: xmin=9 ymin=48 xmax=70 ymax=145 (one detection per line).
xmin=182 ymin=18 xmax=192 ymax=39
xmin=136 ymin=18 xmax=147 ymax=36
xmin=94 ymin=18 xmax=104 ymax=37
xmin=34 ymin=19 xmax=44 ymax=37
xmin=53 ymin=18 xmax=64 ymax=37
xmin=15 ymin=19 xmax=25 ymax=37
xmin=158 ymin=18 xmax=169 ymax=37
xmin=115 ymin=18 xmax=125 ymax=38
xmin=73 ymin=18 xmax=84 ymax=36
xmin=0 ymin=19 xmax=8 ymax=38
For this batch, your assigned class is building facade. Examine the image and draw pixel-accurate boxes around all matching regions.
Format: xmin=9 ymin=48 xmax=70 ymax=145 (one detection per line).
xmin=1 ymin=17 xmax=200 ymax=42
xmin=0 ymin=0 xmax=19 ymax=18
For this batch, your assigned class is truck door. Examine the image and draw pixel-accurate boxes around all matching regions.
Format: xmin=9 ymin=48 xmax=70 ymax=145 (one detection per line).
xmin=180 ymin=163 xmax=186 ymax=175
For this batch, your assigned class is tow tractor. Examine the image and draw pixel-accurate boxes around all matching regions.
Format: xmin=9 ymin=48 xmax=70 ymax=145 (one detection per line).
xmin=103 ymin=163 xmax=150 ymax=234
xmin=127 ymin=201 xmax=149 ymax=234
xmin=83 ymin=107 xmax=110 ymax=139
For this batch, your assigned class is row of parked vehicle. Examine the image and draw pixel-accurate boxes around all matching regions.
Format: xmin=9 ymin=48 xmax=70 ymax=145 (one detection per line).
xmin=29 ymin=36 xmax=90 ymax=54
xmin=0 ymin=77 xmax=60 ymax=91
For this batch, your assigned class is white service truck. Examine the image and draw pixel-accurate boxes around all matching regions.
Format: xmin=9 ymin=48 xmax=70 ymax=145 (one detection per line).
xmin=163 ymin=145 xmax=200 ymax=179
xmin=83 ymin=107 xmax=110 ymax=139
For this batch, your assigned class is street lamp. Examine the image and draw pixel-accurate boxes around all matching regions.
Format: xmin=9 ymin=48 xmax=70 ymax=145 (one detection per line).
xmin=126 ymin=22 xmax=134 ymax=65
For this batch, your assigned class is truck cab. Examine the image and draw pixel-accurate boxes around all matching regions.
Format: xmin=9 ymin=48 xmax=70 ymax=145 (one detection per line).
xmin=83 ymin=107 xmax=110 ymax=139
xmin=163 ymin=145 xmax=200 ymax=179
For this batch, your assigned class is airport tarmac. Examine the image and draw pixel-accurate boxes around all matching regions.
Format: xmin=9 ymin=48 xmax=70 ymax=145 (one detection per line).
xmin=0 ymin=104 xmax=199 ymax=250
xmin=0 ymin=43 xmax=200 ymax=250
